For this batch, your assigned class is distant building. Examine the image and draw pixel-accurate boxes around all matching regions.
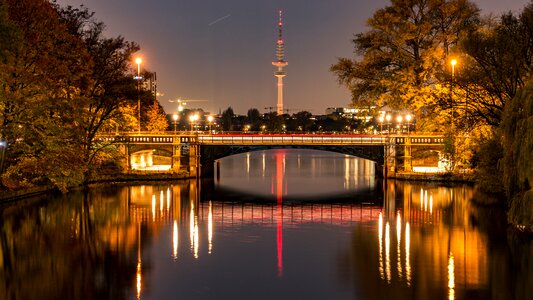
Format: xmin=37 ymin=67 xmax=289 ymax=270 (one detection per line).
xmin=325 ymin=106 xmax=376 ymax=122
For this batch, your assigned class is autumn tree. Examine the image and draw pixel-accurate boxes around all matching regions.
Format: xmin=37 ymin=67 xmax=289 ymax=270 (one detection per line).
xmin=331 ymin=0 xmax=479 ymax=131
xmin=0 ymin=0 xmax=91 ymax=191
xmin=146 ymin=101 xmax=169 ymax=132
xmin=0 ymin=1 xmax=147 ymax=190
xmin=54 ymin=3 xmax=141 ymax=174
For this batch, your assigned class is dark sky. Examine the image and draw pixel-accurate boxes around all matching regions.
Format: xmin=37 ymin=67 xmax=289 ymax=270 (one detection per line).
xmin=57 ymin=0 xmax=529 ymax=115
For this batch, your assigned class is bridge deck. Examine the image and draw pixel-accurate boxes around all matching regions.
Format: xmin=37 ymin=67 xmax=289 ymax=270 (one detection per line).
xmin=198 ymin=134 xmax=387 ymax=145
xmin=97 ymin=133 xmax=445 ymax=146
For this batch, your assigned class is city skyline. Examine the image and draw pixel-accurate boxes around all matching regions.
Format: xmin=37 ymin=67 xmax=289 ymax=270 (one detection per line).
xmin=56 ymin=0 xmax=530 ymax=115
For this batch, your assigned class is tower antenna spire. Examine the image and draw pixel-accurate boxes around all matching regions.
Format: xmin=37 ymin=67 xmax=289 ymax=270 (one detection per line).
xmin=272 ymin=10 xmax=288 ymax=115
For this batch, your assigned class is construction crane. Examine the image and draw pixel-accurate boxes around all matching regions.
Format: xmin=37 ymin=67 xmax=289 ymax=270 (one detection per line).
xmin=169 ymin=98 xmax=208 ymax=112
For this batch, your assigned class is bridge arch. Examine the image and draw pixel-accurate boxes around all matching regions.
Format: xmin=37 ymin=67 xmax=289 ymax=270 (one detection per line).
xmin=200 ymin=144 xmax=384 ymax=164
xmin=129 ymin=145 xmax=174 ymax=170
xmin=199 ymin=144 xmax=385 ymax=176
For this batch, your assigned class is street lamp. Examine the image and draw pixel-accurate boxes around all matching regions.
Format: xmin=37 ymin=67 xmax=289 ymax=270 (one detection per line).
xmin=385 ymin=114 xmax=391 ymax=134
xmin=396 ymin=115 xmax=403 ymax=134
xmin=0 ymin=140 xmax=6 ymax=173
xmin=405 ymin=114 xmax=412 ymax=135
xmin=172 ymin=114 xmax=179 ymax=134
xmin=189 ymin=114 xmax=199 ymax=132
xmin=451 ymin=59 xmax=457 ymax=131
xmin=207 ymin=115 xmax=214 ymax=133
xmin=135 ymin=57 xmax=143 ymax=133
xmin=378 ymin=115 xmax=384 ymax=134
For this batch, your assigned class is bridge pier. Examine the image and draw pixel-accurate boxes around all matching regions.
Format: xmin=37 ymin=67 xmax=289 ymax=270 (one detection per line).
xmin=385 ymin=141 xmax=397 ymax=177
xmin=189 ymin=143 xmax=200 ymax=177
xmin=172 ymin=142 xmax=181 ymax=171
xmin=118 ymin=144 xmax=130 ymax=171
xmin=404 ymin=137 xmax=412 ymax=172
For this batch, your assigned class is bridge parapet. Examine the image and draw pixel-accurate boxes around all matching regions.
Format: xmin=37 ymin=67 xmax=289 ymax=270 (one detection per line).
xmin=197 ymin=134 xmax=388 ymax=145
xmin=97 ymin=134 xmax=181 ymax=144
xmin=96 ymin=133 xmax=445 ymax=147
xmin=392 ymin=136 xmax=446 ymax=146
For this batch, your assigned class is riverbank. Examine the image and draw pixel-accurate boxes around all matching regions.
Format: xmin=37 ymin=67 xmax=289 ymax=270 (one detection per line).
xmin=87 ymin=170 xmax=190 ymax=184
xmin=0 ymin=170 xmax=192 ymax=204
xmin=1 ymin=170 xmax=475 ymax=203
xmin=390 ymin=171 xmax=475 ymax=183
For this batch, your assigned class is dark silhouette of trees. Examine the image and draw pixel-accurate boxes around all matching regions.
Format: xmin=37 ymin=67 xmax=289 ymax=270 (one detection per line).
xmin=246 ymin=108 xmax=261 ymax=131
xmin=221 ymin=107 xmax=234 ymax=131
xmin=458 ymin=4 xmax=533 ymax=127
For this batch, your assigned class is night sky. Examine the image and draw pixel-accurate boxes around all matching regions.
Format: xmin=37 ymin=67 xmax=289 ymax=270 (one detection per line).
xmin=56 ymin=0 xmax=530 ymax=115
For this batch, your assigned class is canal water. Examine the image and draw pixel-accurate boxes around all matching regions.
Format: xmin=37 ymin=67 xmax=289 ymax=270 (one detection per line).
xmin=0 ymin=149 xmax=531 ymax=300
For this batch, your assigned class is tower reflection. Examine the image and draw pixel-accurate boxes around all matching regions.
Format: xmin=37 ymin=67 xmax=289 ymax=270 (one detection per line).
xmin=275 ymin=151 xmax=284 ymax=277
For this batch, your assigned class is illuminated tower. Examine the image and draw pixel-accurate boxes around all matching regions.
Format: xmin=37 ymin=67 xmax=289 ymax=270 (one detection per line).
xmin=272 ymin=10 xmax=288 ymax=115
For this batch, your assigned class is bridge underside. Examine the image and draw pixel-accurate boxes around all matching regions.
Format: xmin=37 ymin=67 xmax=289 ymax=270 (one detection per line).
xmin=200 ymin=144 xmax=385 ymax=176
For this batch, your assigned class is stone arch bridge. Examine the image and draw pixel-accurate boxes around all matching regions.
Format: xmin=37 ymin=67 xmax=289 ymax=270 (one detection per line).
xmin=97 ymin=133 xmax=445 ymax=178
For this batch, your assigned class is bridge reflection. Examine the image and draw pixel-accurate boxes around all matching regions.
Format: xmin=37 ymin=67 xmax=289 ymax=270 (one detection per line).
xmin=114 ymin=174 xmax=495 ymax=300
xmin=126 ymin=181 xmax=382 ymax=279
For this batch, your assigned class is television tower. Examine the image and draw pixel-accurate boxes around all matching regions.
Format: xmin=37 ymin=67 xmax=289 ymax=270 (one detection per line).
xmin=272 ymin=10 xmax=288 ymax=115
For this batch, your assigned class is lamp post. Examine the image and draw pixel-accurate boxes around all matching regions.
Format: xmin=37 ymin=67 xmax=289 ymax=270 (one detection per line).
xmin=189 ymin=114 xmax=199 ymax=132
xmin=135 ymin=57 xmax=143 ymax=133
xmin=396 ymin=115 xmax=403 ymax=134
xmin=172 ymin=114 xmax=179 ymax=134
xmin=450 ymin=59 xmax=457 ymax=132
xmin=405 ymin=114 xmax=412 ymax=135
xmin=207 ymin=115 xmax=214 ymax=133
xmin=0 ymin=140 xmax=6 ymax=174
xmin=386 ymin=114 xmax=391 ymax=134
xmin=378 ymin=115 xmax=384 ymax=134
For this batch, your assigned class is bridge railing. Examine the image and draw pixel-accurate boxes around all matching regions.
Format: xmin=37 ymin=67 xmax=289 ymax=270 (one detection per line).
xmin=95 ymin=133 xmax=445 ymax=146
xmin=197 ymin=134 xmax=388 ymax=145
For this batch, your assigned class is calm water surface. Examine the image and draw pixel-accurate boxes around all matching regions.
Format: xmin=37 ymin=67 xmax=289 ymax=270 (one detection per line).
xmin=0 ymin=149 xmax=531 ymax=300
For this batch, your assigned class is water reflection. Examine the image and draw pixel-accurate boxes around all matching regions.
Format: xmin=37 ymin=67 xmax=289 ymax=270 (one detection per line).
xmin=348 ymin=180 xmax=504 ymax=299
xmin=216 ymin=149 xmax=376 ymax=198
xmin=0 ymin=150 xmax=531 ymax=299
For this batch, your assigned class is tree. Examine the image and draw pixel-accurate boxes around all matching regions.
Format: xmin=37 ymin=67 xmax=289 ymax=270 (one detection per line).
xmin=221 ymin=107 xmax=234 ymax=131
xmin=0 ymin=0 xmax=92 ymax=191
xmin=246 ymin=108 xmax=261 ymax=131
xmin=54 ymin=3 xmax=140 ymax=174
xmin=0 ymin=0 xmax=20 ymax=62
xmin=294 ymin=111 xmax=313 ymax=131
xmin=0 ymin=1 xmax=143 ymax=190
xmin=501 ymin=79 xmax=533 ymax=230
xmin=458 ymin=5 xmax=533 ymax=127
xmin=331 ymin=0 xmax=479 ymax=131
xmin=262 ymin=112 xmax=283 ymax=132
xmin=146 ymin=101 xmax=168 ymax=132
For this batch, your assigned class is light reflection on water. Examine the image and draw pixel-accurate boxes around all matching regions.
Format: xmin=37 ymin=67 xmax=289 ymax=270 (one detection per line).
xmin=216 ymin=149 xmax=376 ymax=198
xmin=0 ymin=149 xmax=531 ymax=300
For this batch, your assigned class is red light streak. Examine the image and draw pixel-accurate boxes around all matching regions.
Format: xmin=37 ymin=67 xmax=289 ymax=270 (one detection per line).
xmin=276 ymin=151 xmax=284 ymax=276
